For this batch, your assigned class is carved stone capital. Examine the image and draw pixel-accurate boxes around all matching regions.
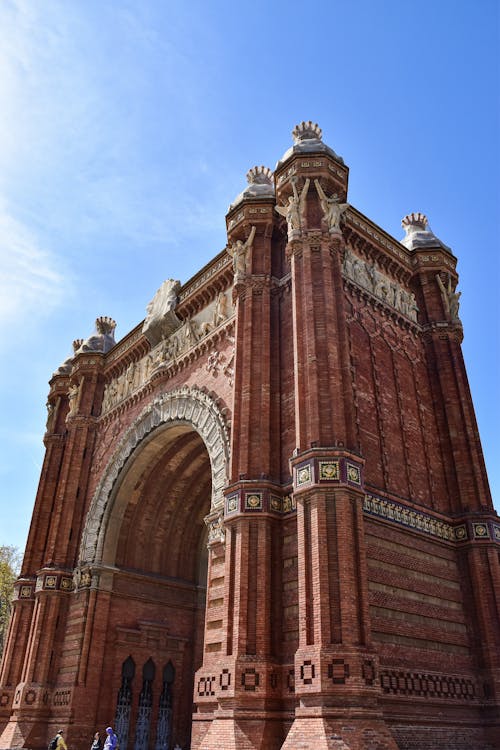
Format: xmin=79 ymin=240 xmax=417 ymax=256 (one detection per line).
xmin=205 ymin=508 xmax=225 ymax=546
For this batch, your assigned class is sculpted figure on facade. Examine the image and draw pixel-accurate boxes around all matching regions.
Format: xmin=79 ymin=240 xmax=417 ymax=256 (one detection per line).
xmin=45 ymin=401 xmax=55 ymax=432
xmin=436 ymin=273 xmax=461 ymax=323
xmin=343 ymin=246 xmax=356 ymax=279
xmin=226 ymin=225 xmax=256 ymax=281
xmin=275 ymin=177 xmax=310 ymax=237
xmin=67 ymin=381 xmax=81 ymax=418
xmin=213 ymin=291 xmax=228 ymax=327
xmin=142 ymin=279 xmax=182 ymax=346
xmin=408 ymin=292 xmax=419 ymax=322
xmin=142 ymin=350 xmax=155 ymax=381
xmin=366 ymin=262 xmax=379 ymax=295
xmin=154 ymin=333 xmax=179 ymax=366
xmin=198 ymin=320 xmax=213 ymax=337
xmin=101 ymin=379 xmax=118 ymax=413
xmin=314 ymin=179 xmax=349 ymax=233
xmin=184 ymin=319 xmax=199 ymax=349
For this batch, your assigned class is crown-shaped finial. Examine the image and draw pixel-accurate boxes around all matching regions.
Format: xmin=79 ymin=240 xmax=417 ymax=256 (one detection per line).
xmin=246 ymin=165 xmax=273 ymax=185
xmin=72 ymin=338 xmax=83 ymax=352
xmin=292 ymin=121 xmax=323 ymax=144
xmin=95 ymin=316 xmax=116 ymax=335
xmin=401 ymin=212 xmax=428 ymax=232
xmin=400 ymin=212 xmax=450 ymax=251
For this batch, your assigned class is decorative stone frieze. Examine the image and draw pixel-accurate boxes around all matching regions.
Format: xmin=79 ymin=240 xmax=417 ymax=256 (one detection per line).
xmin=101 ymin=291 xmax=234 ymax=414
xmin=343 ymin=245 xmax=419 ymax=323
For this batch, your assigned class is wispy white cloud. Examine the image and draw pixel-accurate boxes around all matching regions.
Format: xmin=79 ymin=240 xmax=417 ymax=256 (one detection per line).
xmin=0 ymin=1 xmax=231 ymax=252
xmin=0 ymin=202 xmax=69 ymax=335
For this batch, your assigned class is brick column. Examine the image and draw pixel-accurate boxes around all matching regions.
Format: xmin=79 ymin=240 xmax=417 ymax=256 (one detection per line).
xmin=0 ymin=373 xmax=69 ymax=741
xmin=0 ymin=354 xmax=105 ymax=749
xmin=278 ymin=157 xmax=398 ymax=749
xmin=192 ymin=180 xmax=285 ymax=750
xmin=412 ymin=253 xmax=500 ymax=729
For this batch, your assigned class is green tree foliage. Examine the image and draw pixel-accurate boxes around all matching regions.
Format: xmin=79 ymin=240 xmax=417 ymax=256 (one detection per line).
xmin=0 ymin=546 xmax=21 ymax=660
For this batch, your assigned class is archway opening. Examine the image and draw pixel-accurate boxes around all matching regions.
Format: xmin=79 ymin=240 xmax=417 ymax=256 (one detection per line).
xmin=100 ymin=423 xmax=212 ymax=750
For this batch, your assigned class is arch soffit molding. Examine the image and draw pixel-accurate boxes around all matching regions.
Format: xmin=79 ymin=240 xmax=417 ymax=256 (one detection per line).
xmin=79 ymin=386 xmax=230 ymax=566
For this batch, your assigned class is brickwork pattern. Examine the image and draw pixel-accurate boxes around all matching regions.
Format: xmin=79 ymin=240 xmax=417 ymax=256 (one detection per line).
xmin=1 ymin=126 xmax=499 ymax=750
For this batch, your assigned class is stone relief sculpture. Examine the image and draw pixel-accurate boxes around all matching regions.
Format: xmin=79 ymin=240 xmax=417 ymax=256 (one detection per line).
xmin=275 ymin=177 xmax=310 ymax=237
xmin=314 ymin=179 xmax=349 ymax=233
xmin=343 ymin=246 xmax=418 ymax=323
xmin=101 ymin=291 xmax=234 ymax=414
xmin=142 ymin=279 xmax=182 ymax=346
xmin=226 ymin=225 xmax=256 ymax=281
xmin=436 ymin=273 xmax=461 ymax=323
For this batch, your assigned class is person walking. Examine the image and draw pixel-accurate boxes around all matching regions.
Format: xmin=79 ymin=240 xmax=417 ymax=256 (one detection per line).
xmin=103 ymin=727 xmax=117 ymax=750
xmin=91 ymin=732 xmax=102 ymax=750
xmin=56 ymin=730 xmax=67 ymax=750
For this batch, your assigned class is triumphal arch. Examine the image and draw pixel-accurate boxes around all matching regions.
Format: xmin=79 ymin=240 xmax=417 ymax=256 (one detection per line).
xmin=1 ymin=123 xmax=499 ymax=750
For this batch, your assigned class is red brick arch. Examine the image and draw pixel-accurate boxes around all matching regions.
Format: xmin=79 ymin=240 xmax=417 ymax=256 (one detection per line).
xmin=79 ymin=386 xmax=230 ymax=566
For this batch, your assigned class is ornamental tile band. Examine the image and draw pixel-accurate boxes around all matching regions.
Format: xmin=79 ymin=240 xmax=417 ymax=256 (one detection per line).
xmin=224 ymin=488 xmax=296 ymax=516
xmin=364 ymin=493 xmax=500 ymax=546
xmin=363 ymin=494 xmax=454 ymax=541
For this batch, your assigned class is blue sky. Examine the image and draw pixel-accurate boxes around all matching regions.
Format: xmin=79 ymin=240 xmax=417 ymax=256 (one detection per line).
xmin=0 ymin=0 xmax=498 ymax=550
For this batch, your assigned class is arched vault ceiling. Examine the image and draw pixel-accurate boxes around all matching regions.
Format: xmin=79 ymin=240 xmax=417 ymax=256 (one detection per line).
xmin=105 ymin=425 xmax=211 ymax=581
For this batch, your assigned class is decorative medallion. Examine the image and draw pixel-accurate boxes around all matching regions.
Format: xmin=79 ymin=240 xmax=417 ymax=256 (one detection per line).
xmin=226 ymin=494 xmax=238 ymax=514
xmin=319 ymin=460 xmax=340 ymax=481
xmin=296 ymin=464 xmax=312 ymax=487
xmin=454 ymin=525 xmax=468 ymax=541
xmin=346 ymin=463 xmax=361 ymax=485
xmin=19 ymin=585 xmax=32 ymax=599
xmin=283 ymin=495 xmax=295 ymax=513
xmin=44 ymin=575 xmax=57 ymax=589
xmin=270 ymin=495 xmax=282 ymax=513
xmin=472 ymin=523 xmax=489 ymax=539
xmin=245 ymin=493 xmax=263 ymax=510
